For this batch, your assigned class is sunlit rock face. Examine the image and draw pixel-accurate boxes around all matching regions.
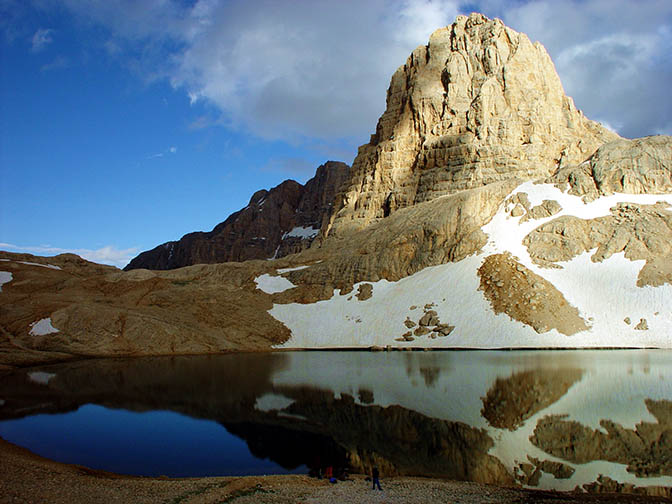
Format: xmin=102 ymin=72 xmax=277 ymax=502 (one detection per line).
xmin=325 ymin=12 xmax=617 ymax=237
xmin=1 ymin=351 xmax=671 ymax=495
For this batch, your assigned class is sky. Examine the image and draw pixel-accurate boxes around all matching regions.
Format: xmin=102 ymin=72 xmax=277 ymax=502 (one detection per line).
xmin=1 ymin=0 xmax=671 ymax=268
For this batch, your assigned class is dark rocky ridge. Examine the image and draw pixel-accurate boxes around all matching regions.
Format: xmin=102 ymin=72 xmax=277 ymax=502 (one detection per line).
xmin=124 ymin=161 xmax=349 ymax=270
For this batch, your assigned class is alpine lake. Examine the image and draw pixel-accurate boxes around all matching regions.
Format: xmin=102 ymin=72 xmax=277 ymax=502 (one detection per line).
xmin=1 ymin=349 xmax=671 ymax=493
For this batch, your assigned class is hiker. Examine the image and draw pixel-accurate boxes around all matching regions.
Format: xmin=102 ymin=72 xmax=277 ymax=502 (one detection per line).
xmin=372 ymin=466 xmax=382 ymax=491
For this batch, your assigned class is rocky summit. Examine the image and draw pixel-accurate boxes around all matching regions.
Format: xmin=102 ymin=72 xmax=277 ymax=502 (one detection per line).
xmin=1 ymin=13 xmax=671 ymax=367
xmin=324 ymin=13 xmax=618 ymax=237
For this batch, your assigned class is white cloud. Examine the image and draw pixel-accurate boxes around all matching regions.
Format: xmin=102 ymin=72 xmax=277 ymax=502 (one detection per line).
xmin=40 ymin=55 xmax=69 ymax=72
xmin=31 ymin=27 xmax=53 ymax=52
xmin=0 ymin=243 xmax=138 ymax=268
xmin=262 ymin=156 xmax=317 ymax=176
xmin=395 ymin=0 xmax=460 ymax=47
xmin=47 ymin=0 xmax=464 ymax=160
xmin=29 ymin=0 xmax=672 ymax=153
xmin=147 ymin=146 xmax=177 ymax=159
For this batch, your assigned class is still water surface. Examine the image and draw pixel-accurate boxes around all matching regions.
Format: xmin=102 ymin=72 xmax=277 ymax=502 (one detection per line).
xmin=0 ymin=350 xmax=670 ymax=491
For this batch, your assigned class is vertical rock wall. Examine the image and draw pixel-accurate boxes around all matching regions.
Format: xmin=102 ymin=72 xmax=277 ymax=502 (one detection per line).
xmin=326 ymin=13 xmax=618 ymax=237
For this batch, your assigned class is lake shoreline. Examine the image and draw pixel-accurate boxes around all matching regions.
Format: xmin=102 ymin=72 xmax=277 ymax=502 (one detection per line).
xmin=2 ymin=346 xmax=665 ymax=372
xmin=1 ymin=437 xmax=668 ymax=504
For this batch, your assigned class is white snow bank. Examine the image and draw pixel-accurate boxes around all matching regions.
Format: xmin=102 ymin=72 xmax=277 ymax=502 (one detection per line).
xmin=269 ymin=181 xmax=672 ymax=349
xmin=29 ymin=318 xmax=60 ymax=336
xmin=27 ymin=371 xmax=56 ymax=385
xmin=481 ymin=182 xmax=672 ymax=347
xmin=483 ymin=181 xmax=672 ymax=264
xmin=282 ymin=226 xmax=319 ymax=240
xmin=0 ymin=271 xmax=12 ymax=292
xmin=254 ymin=274 xmax=296 ymax=294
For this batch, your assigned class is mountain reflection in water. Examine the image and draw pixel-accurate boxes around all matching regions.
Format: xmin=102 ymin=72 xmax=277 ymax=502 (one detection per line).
xmin=0 ymin=350 xmax=670 ymax=493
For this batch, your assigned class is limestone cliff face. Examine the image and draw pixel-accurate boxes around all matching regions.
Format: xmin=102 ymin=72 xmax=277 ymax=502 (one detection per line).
xmin=124 ymin=161 xmax=349 ymax=270
xmin=325 ymin=13 xmax=618 ymax=236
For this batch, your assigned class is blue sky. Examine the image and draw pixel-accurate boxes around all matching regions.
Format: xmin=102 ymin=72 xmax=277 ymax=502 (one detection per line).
xmin=1 ymin=0 xmax=671 ymax=268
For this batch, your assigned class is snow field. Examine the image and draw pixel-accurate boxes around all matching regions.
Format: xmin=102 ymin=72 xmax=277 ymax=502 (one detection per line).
xmin=282 ymin=226 xmax=319 ymax=240
xmin=0 ymin=271 xmax=12 ymax=292
xmin=254 ymin=274 xmax=296 ymax=294
xmin=264 ymin=182 xmax=672 ymax=349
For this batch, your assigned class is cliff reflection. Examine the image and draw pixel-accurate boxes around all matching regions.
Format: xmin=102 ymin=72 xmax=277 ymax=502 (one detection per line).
xmin=1 ymin=350 xmax=671 ymax=494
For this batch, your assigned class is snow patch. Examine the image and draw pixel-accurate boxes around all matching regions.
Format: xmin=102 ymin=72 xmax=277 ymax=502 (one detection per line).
xmin=165 ymin=243 xmax=175 ymax=261
xmin=276 ymin=265 xmax=310 ymax=274
xmin=282 ymin=226 xmax=319 ymax=240
xmin=29 ymin=318 xmax=59 ymax=336
xmin=27 ymin=371 xmax=56 ymax=385
xmin=268 ymin=245 xmax=281 ymax=261
xmin=0 ymin=271 xmax=12 ymax=292
xmin=254 ymin=393 xmax=294 ymax=412
xmin=254 ymin=274 xmax=296 ymax=294
xmin=18 ymin=261 xmax=61 ymax=270
xmin=0 ymin=259 xmax=61 ymax=270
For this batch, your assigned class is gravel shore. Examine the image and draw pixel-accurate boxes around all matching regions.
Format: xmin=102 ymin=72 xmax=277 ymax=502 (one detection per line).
xmin=1 ymin=437 xmax=669 ymax=504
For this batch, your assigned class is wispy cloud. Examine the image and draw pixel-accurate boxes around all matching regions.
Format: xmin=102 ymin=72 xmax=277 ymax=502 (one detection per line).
xmin=0 ymin=243 xmax=138 ymax=268
xmin=188 ymin=115 xmax=222 ymax=130
xmin=262 ymin=157 xmax=318 ymax=176
xmin=31 ymin=27 xmax=53 ymax=52
xmin=40 ymin=55 xmax=69 ymax=72
xmin=147 ymin=146 xmax=178 ymax=159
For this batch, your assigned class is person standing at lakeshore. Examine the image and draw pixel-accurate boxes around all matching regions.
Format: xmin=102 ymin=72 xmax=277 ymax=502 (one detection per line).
xmin=372 ymin=466 xmax=382 ymax=491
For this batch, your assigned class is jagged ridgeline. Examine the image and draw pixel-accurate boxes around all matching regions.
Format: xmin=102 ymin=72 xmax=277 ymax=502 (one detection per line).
xmin=125 ymin=161 xmax=350 ymax=270
xmin=0 ymin=13 xmax=671 ymax=365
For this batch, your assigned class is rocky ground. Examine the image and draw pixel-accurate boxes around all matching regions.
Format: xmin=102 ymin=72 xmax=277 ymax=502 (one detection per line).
xmin=1 ymin=438 xmax=669 ymax=504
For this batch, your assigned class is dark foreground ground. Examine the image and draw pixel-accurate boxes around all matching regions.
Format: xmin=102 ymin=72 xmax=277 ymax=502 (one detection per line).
xmin=1 ymin=437 xmax=670 ymax=504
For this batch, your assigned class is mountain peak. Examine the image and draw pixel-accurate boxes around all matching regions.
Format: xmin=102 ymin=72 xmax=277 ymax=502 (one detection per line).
xmin=325 ymin=13 xmax=618 ymax=237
